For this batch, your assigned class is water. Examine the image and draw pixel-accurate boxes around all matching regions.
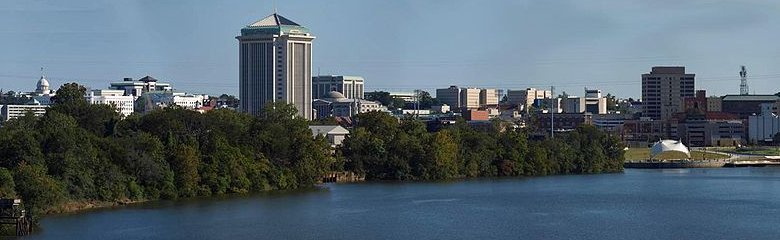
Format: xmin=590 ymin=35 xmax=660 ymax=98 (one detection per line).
xmin=24 ymin=168 xmax=780 ymax=240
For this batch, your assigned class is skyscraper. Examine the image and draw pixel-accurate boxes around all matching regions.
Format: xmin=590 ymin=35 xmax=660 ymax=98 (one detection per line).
xmin=641 ymin=66 xmax=695 ymax=120
xmin=237 ymin=13 xmax=315 ymax=119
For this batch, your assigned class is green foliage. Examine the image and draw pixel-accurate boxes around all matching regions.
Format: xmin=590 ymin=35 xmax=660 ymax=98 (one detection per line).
xmin=0 ymin=167 xmax=16 ymax=198
xmin=341 ymin=112 xmax=625 ymax=180
xmin=1 ymin=84 xmax=335 ymax=214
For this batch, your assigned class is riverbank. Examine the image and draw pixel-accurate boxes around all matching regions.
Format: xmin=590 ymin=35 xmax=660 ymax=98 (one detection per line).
xmin=27 ymin=168 xmax=780 ymax=240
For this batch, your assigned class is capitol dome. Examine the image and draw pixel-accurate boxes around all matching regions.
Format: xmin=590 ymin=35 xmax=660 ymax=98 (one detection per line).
xmin=322 ymin=91 xmax=346 ymax=100
xmin=36 ymin=75 xmax=51 ymax=95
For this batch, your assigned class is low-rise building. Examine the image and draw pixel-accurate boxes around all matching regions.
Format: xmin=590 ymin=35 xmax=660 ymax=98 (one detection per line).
xmin=536 ymin=112 xmax=593 ymax=131
xmin=721 ymin=95 xmax=780 ymax=119
xmin=313 ymin=91 xmax=387 ymax=119
xmin=309 ymin=125 xmax=350 ymax=147
xmin=1 ymin=100 xmax=49 ymax=121
xmin=670 ymin=112 xmax=743 ymax=147
xmin=463 ymin=109 xmax=489 ymax=121
xmin=109 ymin=76 xmax=173 ymax=98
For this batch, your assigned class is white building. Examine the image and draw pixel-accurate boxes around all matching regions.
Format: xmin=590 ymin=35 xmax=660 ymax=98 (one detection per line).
xmin=748 ymin=103 xmax=780 ymax=144
xmin=312 ymin=75 xmax=365 ymax=100
xmin=109 ymin=76 xmax=172 ymax=98
xmin=86 ymin=89 xmax=135 ymax=117
xmin=309 ymin=125 xmax=350 ymax=147
xmin=238 ymin=13 xmax=315 ymax=119
xmin=1 ymin=100 xmax=49 ymax=121
xmin=141 ymin=92 xmax=207 ymax=113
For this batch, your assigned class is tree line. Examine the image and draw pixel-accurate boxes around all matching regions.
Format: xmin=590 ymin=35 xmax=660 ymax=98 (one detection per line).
xmin=0 ymin=83 xmax=624 ymax=215
xmin=0 ymin=83 xmax=334 ymax=214
xmin=340 ymin=111 xmax=625 ymax=180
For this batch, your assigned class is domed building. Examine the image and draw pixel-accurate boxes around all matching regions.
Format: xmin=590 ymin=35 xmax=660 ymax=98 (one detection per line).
xmin=313 ymin=91 xmax=387 ymax=119
xmin=35 ymin=75 xmax=52 ymax=95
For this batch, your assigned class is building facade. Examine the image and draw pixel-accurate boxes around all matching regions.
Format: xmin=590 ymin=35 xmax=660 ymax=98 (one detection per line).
xmin=237 ymin=13 xmax=315 ymax=119
xmin=86 ymin=89 xmax=135 ymax=116
xmin=748 ymin=103 xmax=780 ymax=144
xmin=507 ymin=88 xmax=551 ymax=110
xmin=460 ymin=88 xmax=481 ymax=110
xmin=109 ymin=76 xmax=172 ymax=98
xmin=312 ymin=91 xmax=386 ymax=119
xmin=479 ymin=89 xmax=499 ymax=107
xmin=1 ymin=103 xmax=48 ymax=121
xmin=436 ymin=86 xmax=460 ymax=109
xmin=312 ymin=75 xmax=364 ymax=100
xmin=721 ymin=95 xmax=780 ymax=120
xmin=641 ymin=66 xmax=695 ymax=120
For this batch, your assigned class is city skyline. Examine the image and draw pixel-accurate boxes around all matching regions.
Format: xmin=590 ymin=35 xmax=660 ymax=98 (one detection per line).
xmin=1 ymin=1 xmax=780 ymax=98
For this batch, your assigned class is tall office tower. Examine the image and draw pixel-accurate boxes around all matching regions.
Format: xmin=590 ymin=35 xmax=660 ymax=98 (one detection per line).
xmin=460 ymin=88 xmax=481 ymax=110
xmin=436 ymin=86 xmax=461 ymax=108
xmin=237 ymin=13 xmax=315 ymax=119
xmin=312 ymin=75 xmax=365 ymax=100
xmin=641 ymin=66 xmax=695 ymax=120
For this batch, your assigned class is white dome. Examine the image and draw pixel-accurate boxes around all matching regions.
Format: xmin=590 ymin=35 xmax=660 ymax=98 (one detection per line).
xmin=37 ymin=76 xmax=50 ymax=87
xmin=650 ymin=140 xmax=690 ymax=159
xmin=322 ymin=91 xmax=346 ymax=99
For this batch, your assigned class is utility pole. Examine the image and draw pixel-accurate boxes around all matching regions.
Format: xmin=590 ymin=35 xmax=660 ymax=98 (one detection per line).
xmin=550 ymin=85 xmax=555 ymax=139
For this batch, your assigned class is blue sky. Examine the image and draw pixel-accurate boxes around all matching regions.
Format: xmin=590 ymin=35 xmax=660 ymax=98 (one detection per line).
xmin=1 ymin=0 xmax=779 ymax=98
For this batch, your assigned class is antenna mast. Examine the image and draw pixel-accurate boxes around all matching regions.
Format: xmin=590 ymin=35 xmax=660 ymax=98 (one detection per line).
xmin=550 ymin=85 xmax=555 ymax=139
xmin=740 ymin=65 xmax=748 ymax=95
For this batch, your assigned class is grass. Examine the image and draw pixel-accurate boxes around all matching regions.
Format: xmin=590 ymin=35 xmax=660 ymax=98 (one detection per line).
xmin=624 ymin=147 xmax=729 ymax=161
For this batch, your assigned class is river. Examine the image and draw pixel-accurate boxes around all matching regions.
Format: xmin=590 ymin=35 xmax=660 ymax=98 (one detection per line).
xmin=24 ymin=168 xmax=780 ymax=240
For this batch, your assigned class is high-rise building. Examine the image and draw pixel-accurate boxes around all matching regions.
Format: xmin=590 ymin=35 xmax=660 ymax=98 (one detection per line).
xmin=584 ymin=88 xmax=607 ymax=114
xmin=641 ymin=66 xmax=695 ymax=120
xmin=312 ymin=75 xmax=364 ymax=100
xmin=460 ymin=88 xmax=481 ymax=110
xmin=479 ymin=89 xmax=499 ymax=107
xmin=237 ymin=13 xmax=315 ymax=119
xmin=506 ymin=88 xmax=552 ymax=110
xmin=436 ymin=86 xmax=460 ymax=109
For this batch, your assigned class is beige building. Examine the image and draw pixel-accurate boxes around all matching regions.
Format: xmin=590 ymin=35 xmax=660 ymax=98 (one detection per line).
xmin=460 ymin=88 xmax=481 ymax=110
xmin=237 ymin=13 xmax=315 ymax=119
xmin=507 ymin=88 xmax=552 ymax=110
xmin=707 ymin=96 xmax=722 ymax=112
xmin=479 ymin=89 xmax=499 ymax=107
xmin=642 ymin=66 xmax=695 ymax=120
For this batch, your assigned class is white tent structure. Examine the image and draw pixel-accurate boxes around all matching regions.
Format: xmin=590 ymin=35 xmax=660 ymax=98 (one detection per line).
xmin=650 ymin=140 xmax=690 ymax=160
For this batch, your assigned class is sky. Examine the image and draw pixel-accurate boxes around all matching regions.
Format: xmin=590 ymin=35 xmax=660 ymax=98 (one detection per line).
xmin=1 ymin=0 xmax=779 ymax=99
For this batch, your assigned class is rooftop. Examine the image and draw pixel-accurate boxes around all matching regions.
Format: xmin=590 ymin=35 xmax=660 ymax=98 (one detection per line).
xmin=241 ymin=13 xmax=310 ymax=36
xmin=721 ymin=95 xmax=780 ymax=102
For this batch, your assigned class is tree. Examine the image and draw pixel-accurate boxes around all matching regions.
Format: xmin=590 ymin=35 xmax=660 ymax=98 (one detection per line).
xmin=417 ymin=90 xmax=440 ymax=109
xmin=365 ymin=91 xmax=393 ymax=106
xmin=51 ymin=82 xmax=87 ymax=106
xmin=0 ymin=167 xmax=16 ymax=198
